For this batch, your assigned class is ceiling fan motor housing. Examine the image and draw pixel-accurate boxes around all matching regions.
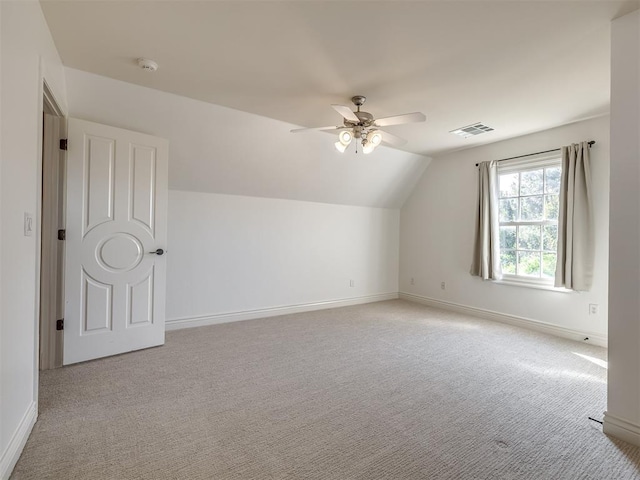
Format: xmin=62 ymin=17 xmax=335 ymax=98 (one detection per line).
xmin=355 ymin=111 xmax=373 ymax=123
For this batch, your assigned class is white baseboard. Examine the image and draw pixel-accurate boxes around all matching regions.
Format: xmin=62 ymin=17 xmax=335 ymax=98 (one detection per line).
xmin=166 ymin=293 xmax=399 ymax=331
xmin=603 ymin=412 xmax=640 ymax=446
xmin=399 ymin=292 xmax=607 ymax=347
xmin=0 ymin=402 xmax=37 ymax=480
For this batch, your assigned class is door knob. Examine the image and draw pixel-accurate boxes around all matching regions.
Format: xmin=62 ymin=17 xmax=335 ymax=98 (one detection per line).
xmin=149 ymin=248 xmax=164 ymax=256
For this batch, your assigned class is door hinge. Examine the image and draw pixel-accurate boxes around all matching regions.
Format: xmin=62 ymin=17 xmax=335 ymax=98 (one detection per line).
xmin=57 ymin=229 xmax=66 ymax=241
xmin=59 ymin=139 xmax=68 ymax=151
xmin=56 ymin=319 xmax=64 ymax=331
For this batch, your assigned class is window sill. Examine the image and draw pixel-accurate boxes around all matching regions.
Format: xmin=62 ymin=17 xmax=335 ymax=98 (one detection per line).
xmin=494 ymin=277 xmax=574 ymax=293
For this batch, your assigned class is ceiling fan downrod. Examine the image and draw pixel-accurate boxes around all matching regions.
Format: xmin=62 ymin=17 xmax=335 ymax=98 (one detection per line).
xmin=351 ymin=95 xmax=366 ymax=112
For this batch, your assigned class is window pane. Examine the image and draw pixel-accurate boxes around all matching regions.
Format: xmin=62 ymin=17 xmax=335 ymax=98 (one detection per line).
xmin=501 ymin=250 xmax=516 ymax=274
xmin=520 ymin=195 xmax=543 ymax=221
xmin=500 ymin=226 xmax=516 ymax=250
xmin=520 ymin=169 xmax=543 ymax=196
xmin=499 ymin=173 xmax=519 ymax=198
xmin=518 ymin=251 xmax=541 ymax=277
xmin=499 ymin=198 xmax=518 ymax=222
xmin=497 ymin=163 xmax=561 ymax=282
xmin=545 ymin=194 xmax=559 ymax=220
xmin=518 ymin=225 xmax=541 ymax=250
xmin=542 ymin=253 xmax=557 ymax=278
xmin=545 ymin=166 xmax=561 ymax=194
xmin=543 ymin=225 xmax=558 ymax=252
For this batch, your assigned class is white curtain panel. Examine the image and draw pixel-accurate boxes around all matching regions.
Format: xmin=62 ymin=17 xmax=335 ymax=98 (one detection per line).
xmin=471 ymin=161 xmax=502 ymax=280
xmin=555 ymin=142 xmax=594 ymax=291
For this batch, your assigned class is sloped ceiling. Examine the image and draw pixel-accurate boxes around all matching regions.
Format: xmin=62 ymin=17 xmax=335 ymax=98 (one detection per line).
xmin=65 ymin=68 xmax=429 ymax=208
xmin=43 ymin=1 xmax=639 ymax=209
xmin=41 ymin=0 xmax=637 ymax=157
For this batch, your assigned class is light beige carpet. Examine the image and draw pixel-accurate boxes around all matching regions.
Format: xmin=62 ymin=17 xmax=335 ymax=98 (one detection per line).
xmin=11 ymin=300 xmax=640 ymax=479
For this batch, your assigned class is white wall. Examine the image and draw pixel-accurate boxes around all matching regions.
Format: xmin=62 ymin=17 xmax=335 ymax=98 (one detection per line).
xmin=64 ymin=68 xmax=430 ymax=209
xmin=400 ymin=115 xmax=610 ymax=340
xmin=64 ymin=69 xmax=406 ymax=327
xmin=166 ymin=191 xmax=399 ymax=324
xmin=604 ymin=9 xmax=640 ymax=446
xmin=0 ymin=0 xmax=4 ymax=470
xmin=0 ymin=1 xmax=67 ymax=478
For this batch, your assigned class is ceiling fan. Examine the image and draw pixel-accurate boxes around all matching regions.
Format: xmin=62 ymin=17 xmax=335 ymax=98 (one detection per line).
xmin=291 ymin=95 xmax=426 ymax=154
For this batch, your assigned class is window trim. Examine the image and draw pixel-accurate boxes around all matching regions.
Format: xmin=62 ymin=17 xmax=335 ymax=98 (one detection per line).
xmin=497 ymin=153 xmax=562 ymax=173
xmin=494 ymin=276 xmax=573 ymax=293
xmin=497 ymin=153 xmax=562 ymax=287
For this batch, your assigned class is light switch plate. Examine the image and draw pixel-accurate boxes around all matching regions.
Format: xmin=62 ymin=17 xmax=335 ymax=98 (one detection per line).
xmin=24 ymin=212 xmax=33 ymax=237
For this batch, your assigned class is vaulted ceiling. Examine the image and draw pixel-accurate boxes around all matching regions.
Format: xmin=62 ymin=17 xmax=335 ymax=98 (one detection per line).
xmin=41 ymin=0 xmax=637 ymax=157
xmin=65 ymin=67 xmax=429 ymax=208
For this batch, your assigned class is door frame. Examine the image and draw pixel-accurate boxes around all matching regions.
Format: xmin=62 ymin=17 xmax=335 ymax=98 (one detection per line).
xmin=34 ymin=77 xmax=66 ymax=372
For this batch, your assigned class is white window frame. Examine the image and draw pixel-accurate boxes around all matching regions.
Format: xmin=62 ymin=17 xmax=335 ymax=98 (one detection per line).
xmin=497 ymin=153 xmax=562 ymax=287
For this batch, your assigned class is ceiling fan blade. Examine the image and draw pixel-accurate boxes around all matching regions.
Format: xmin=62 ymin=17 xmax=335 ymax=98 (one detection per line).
xmin=380 ymin=130 xmax=407 ymax=147
xmin=290 ymin=125 xmax=342 ymax=133
xmin=375 ymin=112 xmax=426 ymax=127
xmin=331 ymin=104 xmax=360 ymax=123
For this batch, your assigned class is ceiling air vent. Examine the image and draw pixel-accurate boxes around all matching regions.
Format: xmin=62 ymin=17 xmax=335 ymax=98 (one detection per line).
xmin=450 ymin=122 xmax=494 ymax=138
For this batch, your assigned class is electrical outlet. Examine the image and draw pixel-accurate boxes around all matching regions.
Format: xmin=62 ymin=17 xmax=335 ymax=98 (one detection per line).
xmin=410 ymin=278 xmax=415 ymax=285
xmin=441 ymin=281 xmax=446 ymax=290
xmin=350 ymin=279 xmax=355 ymax=287
xmin=589 ymin=304 xmax=599 ymax=315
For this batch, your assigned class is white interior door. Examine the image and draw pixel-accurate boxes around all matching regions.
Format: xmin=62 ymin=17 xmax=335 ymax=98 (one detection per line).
xmin=64 ymin=118 xmax=168 ymax=365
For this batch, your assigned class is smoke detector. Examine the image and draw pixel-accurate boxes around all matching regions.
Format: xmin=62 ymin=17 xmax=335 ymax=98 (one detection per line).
xmin=137 ymin=58 xmax=158 ymax=72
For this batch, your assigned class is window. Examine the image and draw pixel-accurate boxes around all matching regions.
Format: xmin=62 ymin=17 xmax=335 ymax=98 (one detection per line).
xmin=498 ymin=157 xmax=561 ymax=283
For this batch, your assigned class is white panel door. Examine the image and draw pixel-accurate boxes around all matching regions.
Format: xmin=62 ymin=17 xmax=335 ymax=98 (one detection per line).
xmin=64 ymin=118 xmax=168 ymax=365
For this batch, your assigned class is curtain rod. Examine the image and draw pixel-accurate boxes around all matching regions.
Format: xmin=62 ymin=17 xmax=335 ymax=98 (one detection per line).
xmin=474 ymin=141 xmax=595 ymax=167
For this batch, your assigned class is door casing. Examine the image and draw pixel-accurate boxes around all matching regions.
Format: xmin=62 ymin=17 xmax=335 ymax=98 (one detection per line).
xmin=38 ymin=82 xmax=66 ymax=370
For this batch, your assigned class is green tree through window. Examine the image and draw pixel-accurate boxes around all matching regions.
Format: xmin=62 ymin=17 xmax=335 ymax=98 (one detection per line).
xmin=498 ymin=161 xmax=561 ymax=281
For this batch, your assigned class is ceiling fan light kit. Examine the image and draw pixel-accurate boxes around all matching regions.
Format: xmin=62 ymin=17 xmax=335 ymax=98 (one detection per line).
xmin=334 ymin=130 xmax=353 ymax=152
xmin=368 ymin=130 xmax=383 ymax=147
xmin=291 ymin=95 xmax=426 ymax=154
xmin=339 ymin=130 xmax=353 ymax=145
